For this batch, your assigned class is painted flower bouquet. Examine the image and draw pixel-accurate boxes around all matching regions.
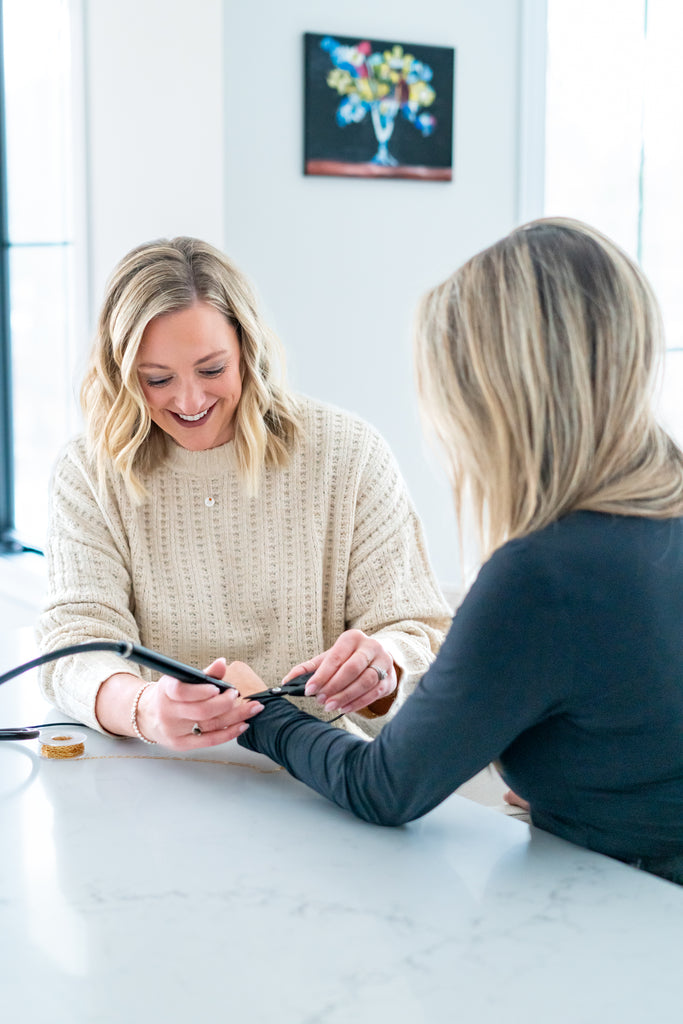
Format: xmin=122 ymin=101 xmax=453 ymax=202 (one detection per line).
xmin=321 ymin=36 xmax=438 ymax=167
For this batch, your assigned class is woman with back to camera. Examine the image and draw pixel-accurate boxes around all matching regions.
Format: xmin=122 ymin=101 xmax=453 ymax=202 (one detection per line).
xmin=37 ymin=237 xmax=451 ymax=748
xmin=231 ymin=218 xmax=683 ymax=885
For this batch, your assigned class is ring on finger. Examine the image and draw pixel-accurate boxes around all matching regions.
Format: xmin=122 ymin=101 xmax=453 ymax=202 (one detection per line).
xmin=369 ymin=663 xmax=388 ymax=683
xmin=191 ymin=722 xmax=202 ymax=736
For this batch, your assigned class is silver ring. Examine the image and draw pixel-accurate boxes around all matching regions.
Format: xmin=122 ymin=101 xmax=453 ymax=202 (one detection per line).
xmin=369 ymin=663 xmax=388 ymax=682
xmin=191 ymin=723 xmax=202 ymax=736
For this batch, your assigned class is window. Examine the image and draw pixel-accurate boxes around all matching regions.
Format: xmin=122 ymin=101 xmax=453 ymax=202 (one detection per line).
xmin=545 ymin=0 xmax=683 ymax=443
xmin=0 ymin=0 xmax=83 ymax=552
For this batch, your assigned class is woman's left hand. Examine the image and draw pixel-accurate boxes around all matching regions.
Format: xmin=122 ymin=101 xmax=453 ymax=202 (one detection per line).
xmin=283 ymin=629 xmax=397 ymax=715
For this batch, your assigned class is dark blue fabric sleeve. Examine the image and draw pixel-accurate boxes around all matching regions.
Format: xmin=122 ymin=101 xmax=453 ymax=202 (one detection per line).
xmin=239 ymin=539 xmax=573 ymax=825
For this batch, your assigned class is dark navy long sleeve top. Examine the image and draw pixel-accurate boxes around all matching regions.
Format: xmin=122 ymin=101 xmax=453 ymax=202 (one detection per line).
xmin=239 ymin=511 xmax=683 ymax=864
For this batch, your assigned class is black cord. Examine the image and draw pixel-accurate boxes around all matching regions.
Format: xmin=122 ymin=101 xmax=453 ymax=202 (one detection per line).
xmin=0 ymin=641 xmax=129 ymax=687
xmin=0 ymin=640 xmax=237 ymax=690
xmin=0 ymin=722 xmax=80 ymax=740
xmin=0 ymin=640 xmax=236 ymax=742
xmin=0 ymin=641 xmax=336 ymax=741
xmin=0 ymin=642 xmax=136 ymax=741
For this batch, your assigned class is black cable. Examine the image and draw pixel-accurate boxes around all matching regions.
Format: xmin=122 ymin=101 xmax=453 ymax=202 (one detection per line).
xmin=0 ymin=641 xmax=327 ymax=741
xmin=0 ymin=640 xmax=237 ymax=690
xmin=0 ymin=722 xmax=77 ymax=740
xmin=0 ymin=640 xmax=236 ymax=741
xmin=0 ymin=641 xmax=125 ymax=687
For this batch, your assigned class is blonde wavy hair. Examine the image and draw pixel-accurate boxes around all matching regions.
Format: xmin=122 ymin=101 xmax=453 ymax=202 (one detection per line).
xmin=81 ymin=237 xmax=302 ymax=500
xmin=415 ymin=217 xmax=683 ymax=559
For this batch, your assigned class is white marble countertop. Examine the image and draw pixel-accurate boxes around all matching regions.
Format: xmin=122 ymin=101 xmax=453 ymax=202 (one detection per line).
xmin=1 ymin=643 xmax=682 ymax=1024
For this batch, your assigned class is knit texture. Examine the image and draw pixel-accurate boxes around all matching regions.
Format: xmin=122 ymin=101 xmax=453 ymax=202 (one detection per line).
xmin=38 ymin=396 xmax=452 ymax=737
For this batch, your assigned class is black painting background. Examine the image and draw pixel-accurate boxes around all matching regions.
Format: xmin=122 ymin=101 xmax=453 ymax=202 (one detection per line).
xmin=304 ymin=32 xmax=455 ymax=170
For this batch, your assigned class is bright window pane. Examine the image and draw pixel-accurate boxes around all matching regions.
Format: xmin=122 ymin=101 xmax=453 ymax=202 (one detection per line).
xmin=9 ymin=246 xmax=80 ymax=546
xmin=545 ymin=0 xmax=645 ymax=254
xmin=659 ymin=349 xmax=683 ymax=446
xmin=545 ymin=0 xmax=683 ymax=354
xmin=640 ymin=2 xmax=683 ymax=349
xmin=2 ymin=0 xmax=79 ymax=546
xmin=2 ymin=0 xmax=74 ymax=243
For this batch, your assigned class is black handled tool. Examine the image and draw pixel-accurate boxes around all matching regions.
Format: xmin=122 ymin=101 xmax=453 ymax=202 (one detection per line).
xmin=0 ymin=643 xmax=315 ymax=740
xmin=0 ymin=640 xmax=237 ymax=692
xmin=245 ymin=672 xmax=315 ymax=703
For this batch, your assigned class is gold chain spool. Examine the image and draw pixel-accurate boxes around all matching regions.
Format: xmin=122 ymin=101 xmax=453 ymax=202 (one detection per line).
xmin=40 ymin=730 xmax=86 ymax=759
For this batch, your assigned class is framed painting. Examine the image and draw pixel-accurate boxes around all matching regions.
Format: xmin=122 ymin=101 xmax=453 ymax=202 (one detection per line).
xmin=304 ymin=32 xmax=455 ymax=181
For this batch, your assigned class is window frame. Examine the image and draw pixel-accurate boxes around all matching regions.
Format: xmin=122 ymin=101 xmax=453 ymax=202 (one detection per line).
xmin=0 ymin=2 xmax=16 ymax=550
xmin=0 ymin=0 xmax=87 ymax=554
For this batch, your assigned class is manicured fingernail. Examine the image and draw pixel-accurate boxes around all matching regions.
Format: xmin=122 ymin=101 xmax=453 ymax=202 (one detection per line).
xmin=324 ymin=700 xmax=338 ymax=712
xmin=237 ymin=723 xmax=249 ymax=734
xmin=316 ymin=693 xmax=327 ymax=705
xmin=305 ymin=682 xmax=318 ymax=696
xmin=249 ymin=702 xmax=264 ymax=715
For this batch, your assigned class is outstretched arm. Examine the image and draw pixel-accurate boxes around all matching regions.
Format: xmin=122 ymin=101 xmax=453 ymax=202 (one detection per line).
xmin=237 ymin=544 xmax=571 ymax=825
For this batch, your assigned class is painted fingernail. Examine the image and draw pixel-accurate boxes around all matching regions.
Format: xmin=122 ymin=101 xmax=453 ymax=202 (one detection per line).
xmin=237 ymin=723 xmax=249 ymax=734
xmin=249 ymin=702 xmax=264 ymax=715
xmin=305 ymin=682 xmax=318 ymax=696
xmin=324 ymin=700 xmax=338 ymax=712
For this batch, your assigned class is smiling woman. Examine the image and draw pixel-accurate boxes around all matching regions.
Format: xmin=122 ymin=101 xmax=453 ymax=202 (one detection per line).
xmin=37 ymin=236 xmax=451 ymax=751
xmin=80 ymin=237 xmax=302 ymax=502
xmin=137 ymin=304 xmax=244 ymax=451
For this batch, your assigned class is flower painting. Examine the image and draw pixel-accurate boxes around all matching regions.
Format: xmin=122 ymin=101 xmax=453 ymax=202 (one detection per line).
xmin=304 ymin=33 xmax=455 ymax=180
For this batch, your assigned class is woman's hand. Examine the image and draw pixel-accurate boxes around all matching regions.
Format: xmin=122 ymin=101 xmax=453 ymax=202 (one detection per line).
xmin=136 ymin=658 xmax=264 ymax=750
xmin=503 ymin=788 xmax=531 ymax=812
xmin=283 ymin=629 xmax=397 ymax=715
xmin=222 ymin=660 xmax=269 ymax=697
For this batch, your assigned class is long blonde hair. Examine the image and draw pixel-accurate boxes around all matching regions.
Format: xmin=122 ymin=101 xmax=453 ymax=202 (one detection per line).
xmin=415 ymin=217 xmax=683 ymax=559
xmin=81 ymin=237 xmax=301 ymax=500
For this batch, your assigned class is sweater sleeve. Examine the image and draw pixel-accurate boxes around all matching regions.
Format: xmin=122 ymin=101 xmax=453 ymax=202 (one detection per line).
xmin=239 ymin=539 xmax=572 ymax=824
xmin=36 ymin=443 xmax=143 ymax=731
xmin=341 ymin=429 xmax=452 ymax=734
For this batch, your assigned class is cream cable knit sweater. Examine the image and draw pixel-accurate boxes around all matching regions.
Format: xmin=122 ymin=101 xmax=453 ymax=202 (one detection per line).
xmin=37 ymin=397 xmax=452 ymax=738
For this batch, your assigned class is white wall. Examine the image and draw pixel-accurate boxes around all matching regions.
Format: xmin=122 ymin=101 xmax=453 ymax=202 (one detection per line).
xmin=82 ymin=0 xmax=544 ymax=587
xmin=83 ymin=0 xmax=226 ymax=309
xmin=222 ymin=1 xmax=533 ymax=585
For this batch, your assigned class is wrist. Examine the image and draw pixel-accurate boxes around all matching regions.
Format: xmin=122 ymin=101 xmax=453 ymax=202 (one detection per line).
xmin=358 ymin=688 xmax=398 ymax=719
xmin=131 ymin=682 xmax=157 ymax=744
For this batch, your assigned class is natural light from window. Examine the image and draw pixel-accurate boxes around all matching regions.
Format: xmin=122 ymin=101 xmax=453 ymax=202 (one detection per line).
xmin=3 ymin=0 xmax=81 ymax=549
xmin=545 ymin=0 xmax=683 ymax=445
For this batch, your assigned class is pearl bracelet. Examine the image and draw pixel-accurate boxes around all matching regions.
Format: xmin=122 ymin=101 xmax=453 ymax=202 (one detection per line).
xmin=131 ymin=682 xmax=157 ymax=744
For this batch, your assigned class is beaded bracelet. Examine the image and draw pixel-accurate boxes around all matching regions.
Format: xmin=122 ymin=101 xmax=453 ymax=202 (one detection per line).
xmin=131 ymin=682 xmax=157 ymax=744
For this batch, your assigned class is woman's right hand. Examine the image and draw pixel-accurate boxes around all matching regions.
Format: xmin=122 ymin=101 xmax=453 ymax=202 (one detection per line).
xmin=135 ymin=658 xmax=264 ymax=749
xmin=96 ymin=658 xmax=264 ymax=749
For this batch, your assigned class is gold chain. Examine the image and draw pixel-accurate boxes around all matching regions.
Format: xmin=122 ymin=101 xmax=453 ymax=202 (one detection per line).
xmin=69 ymin=753 xmax=283 ymax=773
